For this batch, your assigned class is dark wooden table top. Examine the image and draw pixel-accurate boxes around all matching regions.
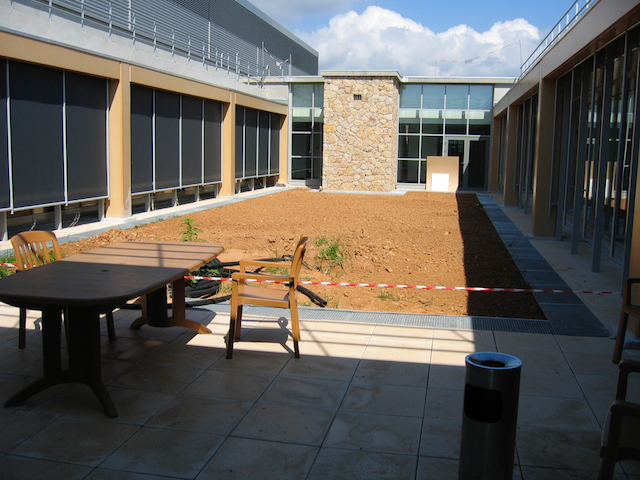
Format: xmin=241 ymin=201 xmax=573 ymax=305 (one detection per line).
xmin=0 ymin=241 xmax=224 ymax=309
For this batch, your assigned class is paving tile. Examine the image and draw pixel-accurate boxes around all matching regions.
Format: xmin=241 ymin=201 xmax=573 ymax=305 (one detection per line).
xmin=182 ymin=368 xmax=275 ymax=402
xmin=555 ymin=335 xmax=617 ymax=355
xmin=232 ymin=401 xmax=334 ymax=446
xmin=324 ymin=411 xmax=422 ymax=455
xmin=86 ymin=468 xmax=184 ymax=479
xmin=341 ymin=383 xmax=426 ymax=417
xmin=516 ymin=426 xmax=602 ymax=471
xmin=301 ymin=339 xmax=367 ymax=358
xmin=307 ymin=447 xmax=417 ymax=480
xmin=144 ymin=342 xmax=225 ymax=368
xmin=353 ymin=359 xmax=430 ymax=387
xmin=279 ymin=354 xmax=359 ymax=382
xmin=11 ymin=417 xmax=139 ymax=466
xmin=198 ymin=437 xmax=317 ymax=480
xmin=0 ymin=454 xmax=92 ymax=480
xmin=111 ymin=361 xmax=205 ymax=393
xmin=148 ymin=394 xmax=254 ymax=435
xmin=362 ymin=344 xmax=431 ymax=363
xmin=262 ymin=375 xmax=349 ymax=410
xmin=210 ymin=350 xmax=292 ymax=374
xmin=0 ymin=410 xmax=58 ymax=453
xmin=419 ymin=422 xmax=461 ymax=460
xmin=564 ymin=352 xmax=621 ymax=376
xmin=517 ymin=395 xmax=601 ymax=431
xmin=520 ymin=466 xmax=624 ymax=479
xmin=519 ymin=367 xmax=584 ymax=398
xmin=102 ymin=427 xmax=224 ymax=478
xmin=416 ymin=456 xmax=460 ymax=479
xmin=427 ymin=364 xmax=466 ymax=390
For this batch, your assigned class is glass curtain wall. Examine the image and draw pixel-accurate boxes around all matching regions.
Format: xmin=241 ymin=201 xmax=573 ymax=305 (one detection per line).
xmin=291 ymin=83 xmax=323 ymax=185
xmin=398 ymin=83 xmax=493 ymax=189
xmin=552 ymin=28 xmax=640 ymax=274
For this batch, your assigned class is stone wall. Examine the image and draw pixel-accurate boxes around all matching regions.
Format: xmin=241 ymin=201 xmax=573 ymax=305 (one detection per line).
xmin=322 ymin=74 xmax=399 ymax=191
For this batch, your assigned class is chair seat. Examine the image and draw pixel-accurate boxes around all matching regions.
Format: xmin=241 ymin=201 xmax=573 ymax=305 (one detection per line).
xmin=623 ymin=304 xmax=640 ymax=317
xmin=235 ymin=284 xmax=291 ymax=308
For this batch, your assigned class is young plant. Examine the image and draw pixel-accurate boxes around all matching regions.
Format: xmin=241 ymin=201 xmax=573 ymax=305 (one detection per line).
xmin=0 ymin=252 xmax=16 ymax=278
xmin=315 ymin=236 xmax=349 ymax=274
xmin=377 ymin=292 xmax=400 ymax=302
xmin=180 ymin=218 xmax=204 ymax=242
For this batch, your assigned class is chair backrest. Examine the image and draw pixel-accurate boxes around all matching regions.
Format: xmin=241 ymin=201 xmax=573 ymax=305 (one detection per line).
xmin=10 ymin=231 xmax=62 ymax=272
xmin=290 ymin=236 xmax=310 ymax=283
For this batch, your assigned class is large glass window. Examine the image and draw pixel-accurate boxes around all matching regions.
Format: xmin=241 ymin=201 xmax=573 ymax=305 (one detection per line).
xmin=291 ymin=83 xmax=323 ymax=183
xmin=398 ymin=83 xmax=494 ymax=189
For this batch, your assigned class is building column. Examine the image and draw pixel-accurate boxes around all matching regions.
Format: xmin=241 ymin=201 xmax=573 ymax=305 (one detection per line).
xmin=278 ymin=113 xmax=289 ymax=185
xmin=502 ymin=104 xmax=519 ymax=206
xmin=488 ymin=115 xmax=503 ymax=192
xmin=219 ymin=95 xmax=236 ymax=197
xmin=106 ymin=63 xmax=132 ymax=219
xmin=531 ymin=78 xmax=557 ymax=237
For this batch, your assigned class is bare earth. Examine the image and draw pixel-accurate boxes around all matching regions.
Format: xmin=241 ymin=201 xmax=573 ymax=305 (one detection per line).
xmin=62 ymin=189 xmax=546 ymax=319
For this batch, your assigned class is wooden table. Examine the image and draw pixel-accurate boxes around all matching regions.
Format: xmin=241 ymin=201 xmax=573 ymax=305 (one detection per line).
xmin=0 ymin=241 xmax=223 ymax=417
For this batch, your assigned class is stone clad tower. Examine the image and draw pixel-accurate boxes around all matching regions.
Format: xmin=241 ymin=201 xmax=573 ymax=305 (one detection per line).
xmin=322 ymin=72 xmax=400 ymax=192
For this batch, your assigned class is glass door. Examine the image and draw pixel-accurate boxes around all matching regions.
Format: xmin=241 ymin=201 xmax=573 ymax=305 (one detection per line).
xmin=444 ymin=137 xmax=468 ymax=189
xmin=444 ymin=137 xmax=488 ymax=190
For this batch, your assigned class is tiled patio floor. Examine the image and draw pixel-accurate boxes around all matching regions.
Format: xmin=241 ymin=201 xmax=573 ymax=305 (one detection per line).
xmin=0 ymin=302 xmax=638 ymax=480
xmin=0 ymin=188 xmax=635 ymax=479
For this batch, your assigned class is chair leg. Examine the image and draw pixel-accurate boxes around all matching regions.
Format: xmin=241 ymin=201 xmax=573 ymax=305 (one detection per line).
xmin=235 ymin=306 xmax=243 ymax=340
xmin=613 ymin=312 xmax=629 ymax=364
xmin=227 ymin=304 xmax=240 ymax=359
xmin=18 ymin=307 xmax=26 ymax=349
xmin=291 ymin=303 xmax=300 ymax=359
xmin=106 ymin=311 xmax=116 ymax=341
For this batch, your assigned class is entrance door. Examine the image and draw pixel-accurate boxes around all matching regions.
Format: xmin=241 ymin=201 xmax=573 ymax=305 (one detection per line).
xmin=444 ymin=137 xmax=468 ymax=189
xmin=444 ymin=137 xmax=488 ymax=190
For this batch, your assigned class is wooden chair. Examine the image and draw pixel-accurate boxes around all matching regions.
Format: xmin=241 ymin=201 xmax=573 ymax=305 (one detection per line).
xmin=10 ymin=231 xmax=116 ymax=348
xmin=613 ymin=278 xmax=640 ymax=364
xmin=226 ymin=236 xmax=310 ymax=359
xmin=599 ymin=359 xmax=640 ymax=479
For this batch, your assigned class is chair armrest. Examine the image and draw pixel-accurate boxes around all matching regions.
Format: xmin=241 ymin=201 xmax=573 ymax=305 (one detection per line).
xmin=610 ymin=399 xmax=640 ymax=418
xmin=231 ymin=272 xmax=294 ymax=284
xmin=616 ymin=359 xmax=640 ymax=400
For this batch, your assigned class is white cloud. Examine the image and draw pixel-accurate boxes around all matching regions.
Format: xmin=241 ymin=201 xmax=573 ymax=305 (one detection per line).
xmin=296 ymin=6 xmax=540 ymax=77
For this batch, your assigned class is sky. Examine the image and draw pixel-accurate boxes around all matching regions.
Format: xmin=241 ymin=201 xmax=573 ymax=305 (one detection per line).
xmin=246 ymin=0 xmax=574 ymax=77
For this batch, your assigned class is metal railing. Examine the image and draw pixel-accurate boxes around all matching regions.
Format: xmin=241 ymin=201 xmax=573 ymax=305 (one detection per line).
xmin=12 ymin=0 xmax=294 ymax=86
xmin=520 ymin=0 xmax=599 ymax=78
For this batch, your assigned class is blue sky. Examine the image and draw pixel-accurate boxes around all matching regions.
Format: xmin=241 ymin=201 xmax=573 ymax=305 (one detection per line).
xmin=246 ymin=0 xmax=574 ymax=77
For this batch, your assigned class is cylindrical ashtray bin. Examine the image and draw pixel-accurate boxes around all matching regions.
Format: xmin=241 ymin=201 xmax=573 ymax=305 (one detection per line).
xmin=458 ymin=352 xmax=522 ymax=480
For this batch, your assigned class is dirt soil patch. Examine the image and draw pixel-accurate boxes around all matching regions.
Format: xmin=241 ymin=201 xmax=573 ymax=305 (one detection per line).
xmin=61 ymin=189 xmax=546 ymax=319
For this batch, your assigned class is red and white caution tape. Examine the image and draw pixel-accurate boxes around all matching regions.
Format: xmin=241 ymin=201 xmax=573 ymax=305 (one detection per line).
xmin=0 ymin=263 xmax=618 ymax=295
xmin=184 ymin=275 xmax=620 ymax=295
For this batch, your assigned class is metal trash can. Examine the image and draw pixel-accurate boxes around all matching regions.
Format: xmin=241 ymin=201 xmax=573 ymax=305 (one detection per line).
xmin=458 ymin=352 xmax=522 ymax=480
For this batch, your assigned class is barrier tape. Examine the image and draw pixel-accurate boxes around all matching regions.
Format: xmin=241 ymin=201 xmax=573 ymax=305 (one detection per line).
xmin=0 ymin=263 xmax=619 ymax=295
xmin=184 ymin=275 xmax=620 ymax=295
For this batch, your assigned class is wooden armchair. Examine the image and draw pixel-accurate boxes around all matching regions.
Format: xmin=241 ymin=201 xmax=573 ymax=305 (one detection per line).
xmin=599 ymin=359 xmax=640 ymax=479
xmin=613 ymin=278 xmax=640 ymax=364
xmin=226 ymin=236 xmax=310 ymax=359
xmin=10 ymin=231 xmax=116 ymax=348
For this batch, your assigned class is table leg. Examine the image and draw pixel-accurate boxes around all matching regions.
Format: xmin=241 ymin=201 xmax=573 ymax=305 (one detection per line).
xmin=169 ymin=277 xmax=212 ymax=334
xmin=5 ymin=308 xmax=68 ymax=408
xmin=67 ymin=306 xmax=118 ymax=418
xmin=130 ymin=280 xmax=211 ymax=334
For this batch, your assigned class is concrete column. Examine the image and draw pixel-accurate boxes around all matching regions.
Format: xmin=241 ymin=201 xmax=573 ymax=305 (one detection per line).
xmin=219 ymin=95 xmax=236 ymax=196
xmin=106 ymin=63 xmax=132 ymax=219
xmin=278 ymin=113 xmax=289 ymax=185
xmin=502 ymin=105 xmax=519 ymax=206
xmin=488 ymin=115 xmax=503 ymax=192
xmin=531 ymin=79 xmax=557 ymax=237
